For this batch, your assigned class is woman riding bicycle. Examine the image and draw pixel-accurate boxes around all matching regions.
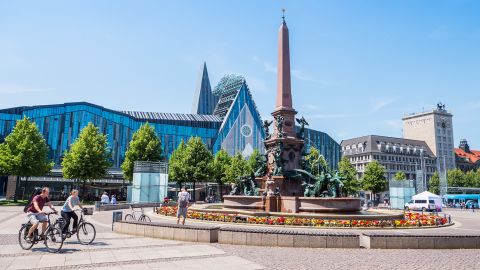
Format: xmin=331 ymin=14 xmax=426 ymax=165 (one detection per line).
xmin=61 ymin=189 xmax=84 ymax=234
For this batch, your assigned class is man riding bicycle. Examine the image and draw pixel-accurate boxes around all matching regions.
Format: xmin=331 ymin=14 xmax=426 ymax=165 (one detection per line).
xmin=61 ymin=189 xmax=84 ymax=235
xmin=25 ymin=187 xmax=57 ymax=242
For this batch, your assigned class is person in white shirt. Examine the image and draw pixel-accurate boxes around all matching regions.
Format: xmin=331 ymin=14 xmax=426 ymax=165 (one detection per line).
xmin=100 ymin=192 xmax=109 ymax=205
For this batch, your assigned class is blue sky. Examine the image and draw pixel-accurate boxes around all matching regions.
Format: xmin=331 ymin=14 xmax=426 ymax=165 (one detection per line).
xmin=1 ymin=0 xmax=479 ymax=147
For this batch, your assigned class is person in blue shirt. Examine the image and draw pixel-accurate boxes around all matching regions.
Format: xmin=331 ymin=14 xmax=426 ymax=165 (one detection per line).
xmin=110 ymin=194 xmax=117 ymax=205
xmin=61 ymin=189 xmax=84 ymax=234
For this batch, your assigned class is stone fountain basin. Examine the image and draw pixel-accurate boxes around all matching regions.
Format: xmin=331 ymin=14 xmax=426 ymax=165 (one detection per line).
xmin=201 ymin=196 xmax=404 ymax=220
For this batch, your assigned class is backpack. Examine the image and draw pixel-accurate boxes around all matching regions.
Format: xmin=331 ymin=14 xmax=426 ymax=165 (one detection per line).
xmin=178 ymin=192 xmax=189 ymax=208
xmin=23 ymin=188 xmax=42 ymax=213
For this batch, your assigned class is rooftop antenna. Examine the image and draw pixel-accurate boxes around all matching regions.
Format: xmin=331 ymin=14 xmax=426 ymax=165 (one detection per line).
xmin=282 ymin=8 xmax=286 ymax=23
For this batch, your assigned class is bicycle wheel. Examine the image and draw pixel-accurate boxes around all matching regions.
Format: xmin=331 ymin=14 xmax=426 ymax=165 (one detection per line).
xmin=44 ymin=227 xmax=64 ymax=253
xmin=77 ymin=222 xmax=96 ymax=245
xmin=18 ymin=225 xmax=35 ymax=250
xmin=139 ymin=215 xmax=151 ymax=222
xmin=124 ymin=214 xmax=135 ymax=221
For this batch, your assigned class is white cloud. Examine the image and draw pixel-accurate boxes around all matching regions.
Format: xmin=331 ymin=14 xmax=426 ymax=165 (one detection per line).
xmin=252 ymin=56 xmax=276 ymax=73
xmin=0 ymin=85 xmax=52 ymax=94
xmin=369 ymin=97 xmax=396 ymax=113
xmin=245 ymin=76 xmax=269 ymax=93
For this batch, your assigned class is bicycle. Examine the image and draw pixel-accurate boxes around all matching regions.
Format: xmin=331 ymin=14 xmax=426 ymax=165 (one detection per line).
xmin=124 ymin=205 xmax=151 ymax=222
xmin=56 ymin=208 xmax=96 ymax=245
xmin=18 ymin=212 xmax=64 ymax=253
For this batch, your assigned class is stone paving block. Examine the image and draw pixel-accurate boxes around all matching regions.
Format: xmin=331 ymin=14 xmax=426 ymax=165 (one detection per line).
xmin=342 ymin=236 xmax=360 ymax=248
xmin=113 ymin=222 xmax=122 ymax=233
xmin=144 ymin=225 xmax=154 ymax=238
xmin=402 ymin=237 xmax=419 ymax=249
xmin=173 ymin=228 xmax=186 ymax=241
xmin=261 ymin=233 xmax=278 ymax=246
xmin=369 ymin=237 xmax=386 ymax=249
xmin=219 ymin=230 xmax=233 ymax=244
xmin=153 ymin=225 xmax=164 ymax=238
xmin=326 ymin=235 xmax=343 ymax=248
xmin=293 ymin=234 xmax=310 ymax=248
xmin=135 ymin=224 xmax=145 ymax=236
xmin=463 ymin=237 xmax=477 ymax=249
xmin=385 ymin=237 xmax=403 ymax=249
xmin=232 ymin=231 xmax=247 ymax=245
xmin=418 ymin=237 xmax=435 ymax=249
xmin=309 ymin=235 xmax=327 ymax=248
xmin=435 ymin=237 xmax=462 ymax=249
xmin=163 ymin=227 xmax=174 ymax=240
xmin=277 ymin=234 xmax=294 ymax=247
xmin=247 ymin=232 xmax=262 ymax=246
xmin=197 ymin=229 xmax=214 ymax=243
xmin=185 ymin=228 xmax=198 ymax=242
xmin=126 ymin=223 xmax=136 ymax=235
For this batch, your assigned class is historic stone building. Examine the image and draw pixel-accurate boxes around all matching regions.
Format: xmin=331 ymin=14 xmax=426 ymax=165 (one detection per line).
xmin=402 ymin=103 xmax=455 ymax=170
xmin=341 ymin=135 xmax=437 ymax=184
xmin=454 ymin=139 xmax=480 ymax=172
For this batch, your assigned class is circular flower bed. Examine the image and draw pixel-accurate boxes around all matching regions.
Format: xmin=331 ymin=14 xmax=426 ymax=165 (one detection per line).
xmin=157 ymin=206 xmax=449 ymax=228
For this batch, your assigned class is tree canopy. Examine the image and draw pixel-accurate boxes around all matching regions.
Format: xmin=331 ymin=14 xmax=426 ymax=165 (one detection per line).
xmin=168 ymin=139 xmax=188 ymax=186
xmin=337 ymin=156 xmax=360 ymax=196
xmin=306 ymin=146 xmax=329 ymax=176
xmin=428 ymin=171 xmax=440 ymax=194
xmin=0 ymin=117 xmax=53 ymax=200
xmin=182 ymin=137 xmax=213 ymax=184
xmin=121 ymin=123 xmax=163 ymax=181
xmin=362 ymin=160 xmax=387 ymax=194
xmin=211 ymin=149 xmax=232 ymax=185
xmin=0 ymin=117 xmax=53 ymax=177
xmin=246 ymin=148 xmax=262 ymax=174
xmin=225 ymin=153 xmax=248 ymax=183
xmin=62 ymin=123 xmax=111 ymax=191
xmin=394 ymin=171 xmax=406 ymax=181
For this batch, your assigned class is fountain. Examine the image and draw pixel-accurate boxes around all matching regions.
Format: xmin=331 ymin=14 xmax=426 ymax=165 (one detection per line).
xmin=221 ymin=14 xmax=363 ymax=215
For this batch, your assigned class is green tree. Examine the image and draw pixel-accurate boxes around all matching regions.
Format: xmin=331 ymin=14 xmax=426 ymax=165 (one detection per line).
xmin=246 ymin=149 xmax=262 ymax=174
xmin=62 ymin=123 xmax=111 ymax=195
xmin=168 ymin=139 xmax=188 ymax=188
xmin=338 ymin=156 xmax=360 ymax=196
xmin=447 ymin=168 xmax=466 ymax=187
xmin=211 ymin=149 xmax=232 ymax=198
xmin=0 ymin=117 xmax=53 ymax=201
xmin=121 ymin=123 xmax=163 ymax=181
xmin=362 ymin=160 xmax=387 ymax=200
xmin=473 ymin=169 xmax=480 ymax=188
xmin=464 ymin=170 xmax=477 ymax=187
xmin=306 ymin=146 xmax=329 ymax=176
xmin=183 ymin=137 xmax=214 ymax=201
xmin=428 ymin=171 xmax=440 ymax=194
xmin=225 ymin=153 xmax=248 ymax=184
xmin=394 ymin=171 xmax=406 ymax=181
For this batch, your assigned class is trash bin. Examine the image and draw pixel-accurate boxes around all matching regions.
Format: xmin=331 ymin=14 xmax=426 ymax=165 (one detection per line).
xmin=112 ymin=211 xmax=123 ymax=231
xmin=95 ymin=201 xmax=101 ymax=211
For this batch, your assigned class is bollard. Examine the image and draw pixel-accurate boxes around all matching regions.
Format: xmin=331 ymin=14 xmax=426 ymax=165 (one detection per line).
xmin=112 ymin=211 xmax=123 ymax=231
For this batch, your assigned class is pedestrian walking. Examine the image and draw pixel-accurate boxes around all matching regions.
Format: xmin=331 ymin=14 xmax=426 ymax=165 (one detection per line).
xmin=110 ymin=194 xmax=117 ymax=205
xmin=176 ymin=187 xmax=190 ymax=225
xmin=100 ymin=192 xmax=109 ymax=205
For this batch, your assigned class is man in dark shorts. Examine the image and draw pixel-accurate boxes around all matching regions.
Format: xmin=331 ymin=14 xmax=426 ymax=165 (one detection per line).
xmin=26 ymin=187 xmax=56 ymax=241
xmin=176 ymin=187 xmax=190 ymax=225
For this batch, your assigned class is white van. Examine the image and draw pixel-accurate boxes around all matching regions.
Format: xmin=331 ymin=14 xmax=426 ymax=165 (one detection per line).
xmin=404 ymin=199 xmax=437 ymax=211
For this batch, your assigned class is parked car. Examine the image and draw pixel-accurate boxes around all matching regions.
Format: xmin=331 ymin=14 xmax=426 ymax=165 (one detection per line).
xmin=404 ymin=199 xmax=436 ymax=211
xmin=465 ymin=200 xmax=479 ymax=209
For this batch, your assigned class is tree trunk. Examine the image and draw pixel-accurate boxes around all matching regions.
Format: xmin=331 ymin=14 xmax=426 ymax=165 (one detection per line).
xmin=13 ymin=175 xmax=20 ymax=203
xmin=192 ymin=181 xmax=196 ymax=202
xmin=82 ymin=180 xmax=86 ymax=199
xmin=22 ymin=176 xmax=29 ymax=200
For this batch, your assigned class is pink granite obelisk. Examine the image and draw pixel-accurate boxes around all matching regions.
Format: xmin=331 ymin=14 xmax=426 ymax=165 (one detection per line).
xmin=259 ymin=12 xmax=305 ymax=201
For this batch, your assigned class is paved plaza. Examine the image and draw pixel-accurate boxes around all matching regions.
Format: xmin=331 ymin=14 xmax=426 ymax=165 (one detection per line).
xmin=1 ymin=206 xmax=480 ymax=270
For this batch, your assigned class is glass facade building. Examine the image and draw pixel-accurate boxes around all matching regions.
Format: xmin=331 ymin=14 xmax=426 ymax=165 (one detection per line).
xmin=0 ymin=65 xmax=342 ymax=174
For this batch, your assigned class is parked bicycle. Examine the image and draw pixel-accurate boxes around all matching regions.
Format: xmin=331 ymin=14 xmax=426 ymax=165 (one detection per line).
xmin=56 ymin=208 xmax=96 ymax=245
xmin=124 ymin=205 xmax=151 ymax=222
xmin=18 ymin=212 xmax=64 ymax=253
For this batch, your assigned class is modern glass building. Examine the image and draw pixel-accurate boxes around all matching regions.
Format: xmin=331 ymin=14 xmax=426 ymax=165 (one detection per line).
xmin=0 ymin=63 xmax=341 ymax=174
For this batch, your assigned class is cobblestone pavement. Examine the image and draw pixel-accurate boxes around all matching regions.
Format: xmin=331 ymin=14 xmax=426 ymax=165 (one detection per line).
xmin=3 ymin=205 xmax=480 ymax=270
xmin=0 ymin=206 xmax=263 ymax=270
